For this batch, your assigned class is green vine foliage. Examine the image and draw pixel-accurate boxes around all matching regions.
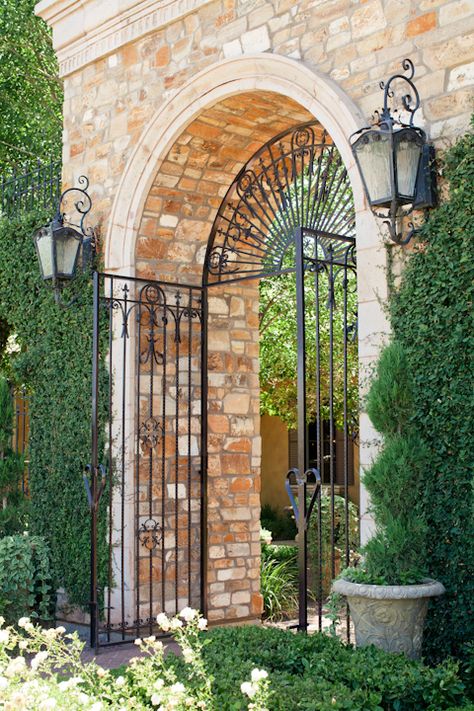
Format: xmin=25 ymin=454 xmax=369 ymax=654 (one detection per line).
xmin=0 ymin=375 xmax=28 ymax=535
xmin=0 ymin=210 xmax=108 ymax=609
xmin=0 ymin=533 xmax=52 ymax=624
xmin=389 ymin=121 xmax=474 ymax=662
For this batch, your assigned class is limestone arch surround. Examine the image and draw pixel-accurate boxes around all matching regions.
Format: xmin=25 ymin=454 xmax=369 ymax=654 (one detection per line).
xmin=107 ymin=53 xmax=387 ymax=602
xmin=105 ymin=54 xmax=373 ymax=272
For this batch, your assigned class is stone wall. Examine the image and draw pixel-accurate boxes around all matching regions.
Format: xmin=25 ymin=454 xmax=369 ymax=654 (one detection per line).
xmin=37 ymin=0 xmax=474 ymax=624
xmin=52 ymin=0 xmax=474 ymax=201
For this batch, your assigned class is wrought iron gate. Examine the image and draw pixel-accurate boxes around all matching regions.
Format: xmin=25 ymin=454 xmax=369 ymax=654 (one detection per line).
xmin=89 ymin=120 xmax=358 ymax=646
xmin=89 ymin=272 xmax=205 ymax=647
xmin=204 ymin=121 xmax=358 ymax=636
xmin=285 ymin=228 xmax=357 ymax=634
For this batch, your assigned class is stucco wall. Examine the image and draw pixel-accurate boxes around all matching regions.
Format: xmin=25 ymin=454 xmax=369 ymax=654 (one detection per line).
xmin=261 ymin=415 xmax=289 ymax=513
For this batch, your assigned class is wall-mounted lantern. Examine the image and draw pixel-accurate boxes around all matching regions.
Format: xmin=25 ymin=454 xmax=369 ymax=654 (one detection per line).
xmin=350 ymin=59 xmax=437 ymax=245
xmin=33 ymin=176 xmax=95 ymax=304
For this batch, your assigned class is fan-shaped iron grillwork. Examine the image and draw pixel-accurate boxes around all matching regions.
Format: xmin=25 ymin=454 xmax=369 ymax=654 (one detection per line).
xmin=204 ymin=121 xmax=356 ymax=285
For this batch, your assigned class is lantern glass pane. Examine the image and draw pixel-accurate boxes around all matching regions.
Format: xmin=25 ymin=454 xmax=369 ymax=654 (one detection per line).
xmin=56 ymin=228 xmax=81 ymax=278
xmin=395 ymin=131 xmax=423 ymax=200
xmin=35 ymin=226 xmax=54 ymax=280
xmin=353 ymin=131 xmax=392 ymax=206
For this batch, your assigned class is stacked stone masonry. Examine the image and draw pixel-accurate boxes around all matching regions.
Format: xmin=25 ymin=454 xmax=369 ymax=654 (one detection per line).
xmin=38 ymin=0 xmax=474 ymax=624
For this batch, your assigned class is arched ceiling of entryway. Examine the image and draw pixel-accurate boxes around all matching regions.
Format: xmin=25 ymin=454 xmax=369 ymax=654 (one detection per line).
xmin=135 ymin=91 xmax=315 ymax=285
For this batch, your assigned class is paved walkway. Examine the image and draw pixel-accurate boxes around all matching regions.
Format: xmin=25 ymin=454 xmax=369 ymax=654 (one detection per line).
xmin=81 ymin=639 xmax=181 ymax=670
xmin=60 ymin=622 xmax=181 ymax=670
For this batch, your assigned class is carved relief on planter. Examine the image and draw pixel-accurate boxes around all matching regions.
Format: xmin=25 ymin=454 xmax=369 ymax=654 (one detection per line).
xmin=333 ymin=578 xmax=445 ymax=660
xmin=347 ymin=596 xmax=428 ymax=658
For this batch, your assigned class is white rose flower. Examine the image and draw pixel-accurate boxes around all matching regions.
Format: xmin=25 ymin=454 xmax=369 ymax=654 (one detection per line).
xmin=90 ymin=703 xmax=103 ymax=711
xmin=156 ymin=613 xmax=170 ymax=631
xmin=5 ymin=656 xmax=26 ymax=677
xmin=197 ymin=618 xmax=208 ymax=631
xmin=18 ymin=617 xmax=30 ymax=628
xmin=31 ymin=651 xmax=48 ymax=671
xmin=55 ymin=626 xmax=66 ymax=635
xmin=251 ymin=668 xmax=268 ymax=682
xmin=240 ymin=681 xmax=256 ymax=699
xmin=0 ymin=676 xmax=8 ymax=690
xmin=78 ymin=692 xmax=90 ymax=704
xmin=181 ymin=646 xmax=194 ymax=663
xmin=19 ymin=640 xmax=28 ymax=650
xmin=144 ymin=635 xmax=156 ymax=643
xmin=11 ymin=692 xmax=26 ymax=706
xmin=96 ymin=666 xmax=107 ymax=678
xmin=115 ymin=676 xmax=125 ymax=687
xmin=169 ymin=618 xmax=183 ymax=630
xmin=180 ymin=607 xmax=196 ymax=622
xmin=134 ymin=638 xmax=143 ymax=646
xmin=39 ymin=699 xmax=57 ymax=710
xmin=150 ymin=693 xmax=161 ymax=706
xmin=0 ymin=615 xmax=4 ymax=627
xmin=170 ymin=682 xmax=185 ymax=694
xmin=154 ymin=679 xmax=164 ymax=690
xmin=0 ymin=630 xmax=9 ymax=644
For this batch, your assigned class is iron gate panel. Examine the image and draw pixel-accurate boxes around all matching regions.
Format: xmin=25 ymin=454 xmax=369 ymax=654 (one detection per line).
xmin=204 ymin=120 xmax=359 ymax=638
xmin=90 ymin=272 xmax=205 ymax=647
xmin=288 ymin=227 xmax=358 ymax=636
xmin=89 ymin=120 xmax=359 ymax=646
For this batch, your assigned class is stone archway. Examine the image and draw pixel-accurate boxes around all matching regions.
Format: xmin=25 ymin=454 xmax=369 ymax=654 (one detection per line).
xmin=105 ymin=54 xmax=370 ymax=274
xmin=104 ymin=54 xmax=388 ymax=625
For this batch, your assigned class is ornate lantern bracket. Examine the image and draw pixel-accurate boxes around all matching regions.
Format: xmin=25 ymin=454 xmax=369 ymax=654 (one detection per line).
xmin=350 ymin=59 xmax=437 ymax=245
xmin=33 ymin=175 xmax=96 ymax=306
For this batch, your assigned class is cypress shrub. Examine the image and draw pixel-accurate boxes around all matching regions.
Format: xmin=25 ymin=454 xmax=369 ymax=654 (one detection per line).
xmin=347 ymin=342 xmax=429 ymax=586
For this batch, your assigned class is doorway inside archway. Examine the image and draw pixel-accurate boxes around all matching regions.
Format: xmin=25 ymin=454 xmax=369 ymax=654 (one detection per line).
xmin=90 ymin=95 xmax=359 ymax=647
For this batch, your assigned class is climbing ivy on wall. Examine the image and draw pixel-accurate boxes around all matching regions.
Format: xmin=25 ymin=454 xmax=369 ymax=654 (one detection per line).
xmin=389 ymin=119 xmax=474 ymax=662
xmin=0 ymin=209 xmax=108 ymax=609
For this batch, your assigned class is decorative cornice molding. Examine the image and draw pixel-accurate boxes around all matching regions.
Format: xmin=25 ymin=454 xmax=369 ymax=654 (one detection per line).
xmin=35 ymin=0 xmax=213 ymax=77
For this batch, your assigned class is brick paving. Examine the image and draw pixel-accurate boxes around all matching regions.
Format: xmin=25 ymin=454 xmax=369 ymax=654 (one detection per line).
xmin=60 ymin=622 xmax=181 ymax=670
xmin=81 ymin=639 xmax=181 ymax=670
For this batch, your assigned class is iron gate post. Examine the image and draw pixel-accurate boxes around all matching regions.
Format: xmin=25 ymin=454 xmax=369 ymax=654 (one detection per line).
xmin=295 ymin=227 xmax=309 ymax=632
xmin=200 ymin=288 xmax=209 ymax=617
xmin=90 ymin=270 xmax=100 ymax=650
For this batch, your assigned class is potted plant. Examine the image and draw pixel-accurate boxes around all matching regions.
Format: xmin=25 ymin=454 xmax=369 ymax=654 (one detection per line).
xmin=332 ymin=342 xmax=444 ymax=659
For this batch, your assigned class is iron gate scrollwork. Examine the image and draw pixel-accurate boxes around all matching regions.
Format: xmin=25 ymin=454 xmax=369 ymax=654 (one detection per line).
xmin=204 ymin=121 xmax=359 ymax=637
xmin=90 ymin=273 xmax=205 ymax=648
xmin=90 ymin=119 xmax=359 ymax=646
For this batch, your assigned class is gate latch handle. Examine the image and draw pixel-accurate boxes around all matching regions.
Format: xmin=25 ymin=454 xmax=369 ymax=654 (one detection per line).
xmin=285 ymin=467 xmax=321 ymax=530
xmin=83 ymin=464 xmax=106 ymax=511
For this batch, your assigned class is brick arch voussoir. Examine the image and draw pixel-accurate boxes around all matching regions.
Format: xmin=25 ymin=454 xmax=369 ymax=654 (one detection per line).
xmin=135 ymin=90 xmax=315 ymax=284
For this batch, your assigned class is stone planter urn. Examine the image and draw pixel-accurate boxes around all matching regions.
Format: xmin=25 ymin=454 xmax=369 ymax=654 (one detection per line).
xmin=332 ymin=578 xmax=445 ymax=659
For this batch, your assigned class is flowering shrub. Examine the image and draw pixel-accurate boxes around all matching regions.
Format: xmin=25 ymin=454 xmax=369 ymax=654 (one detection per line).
xmin=0 ymin=609 xmax=271 ymax=710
